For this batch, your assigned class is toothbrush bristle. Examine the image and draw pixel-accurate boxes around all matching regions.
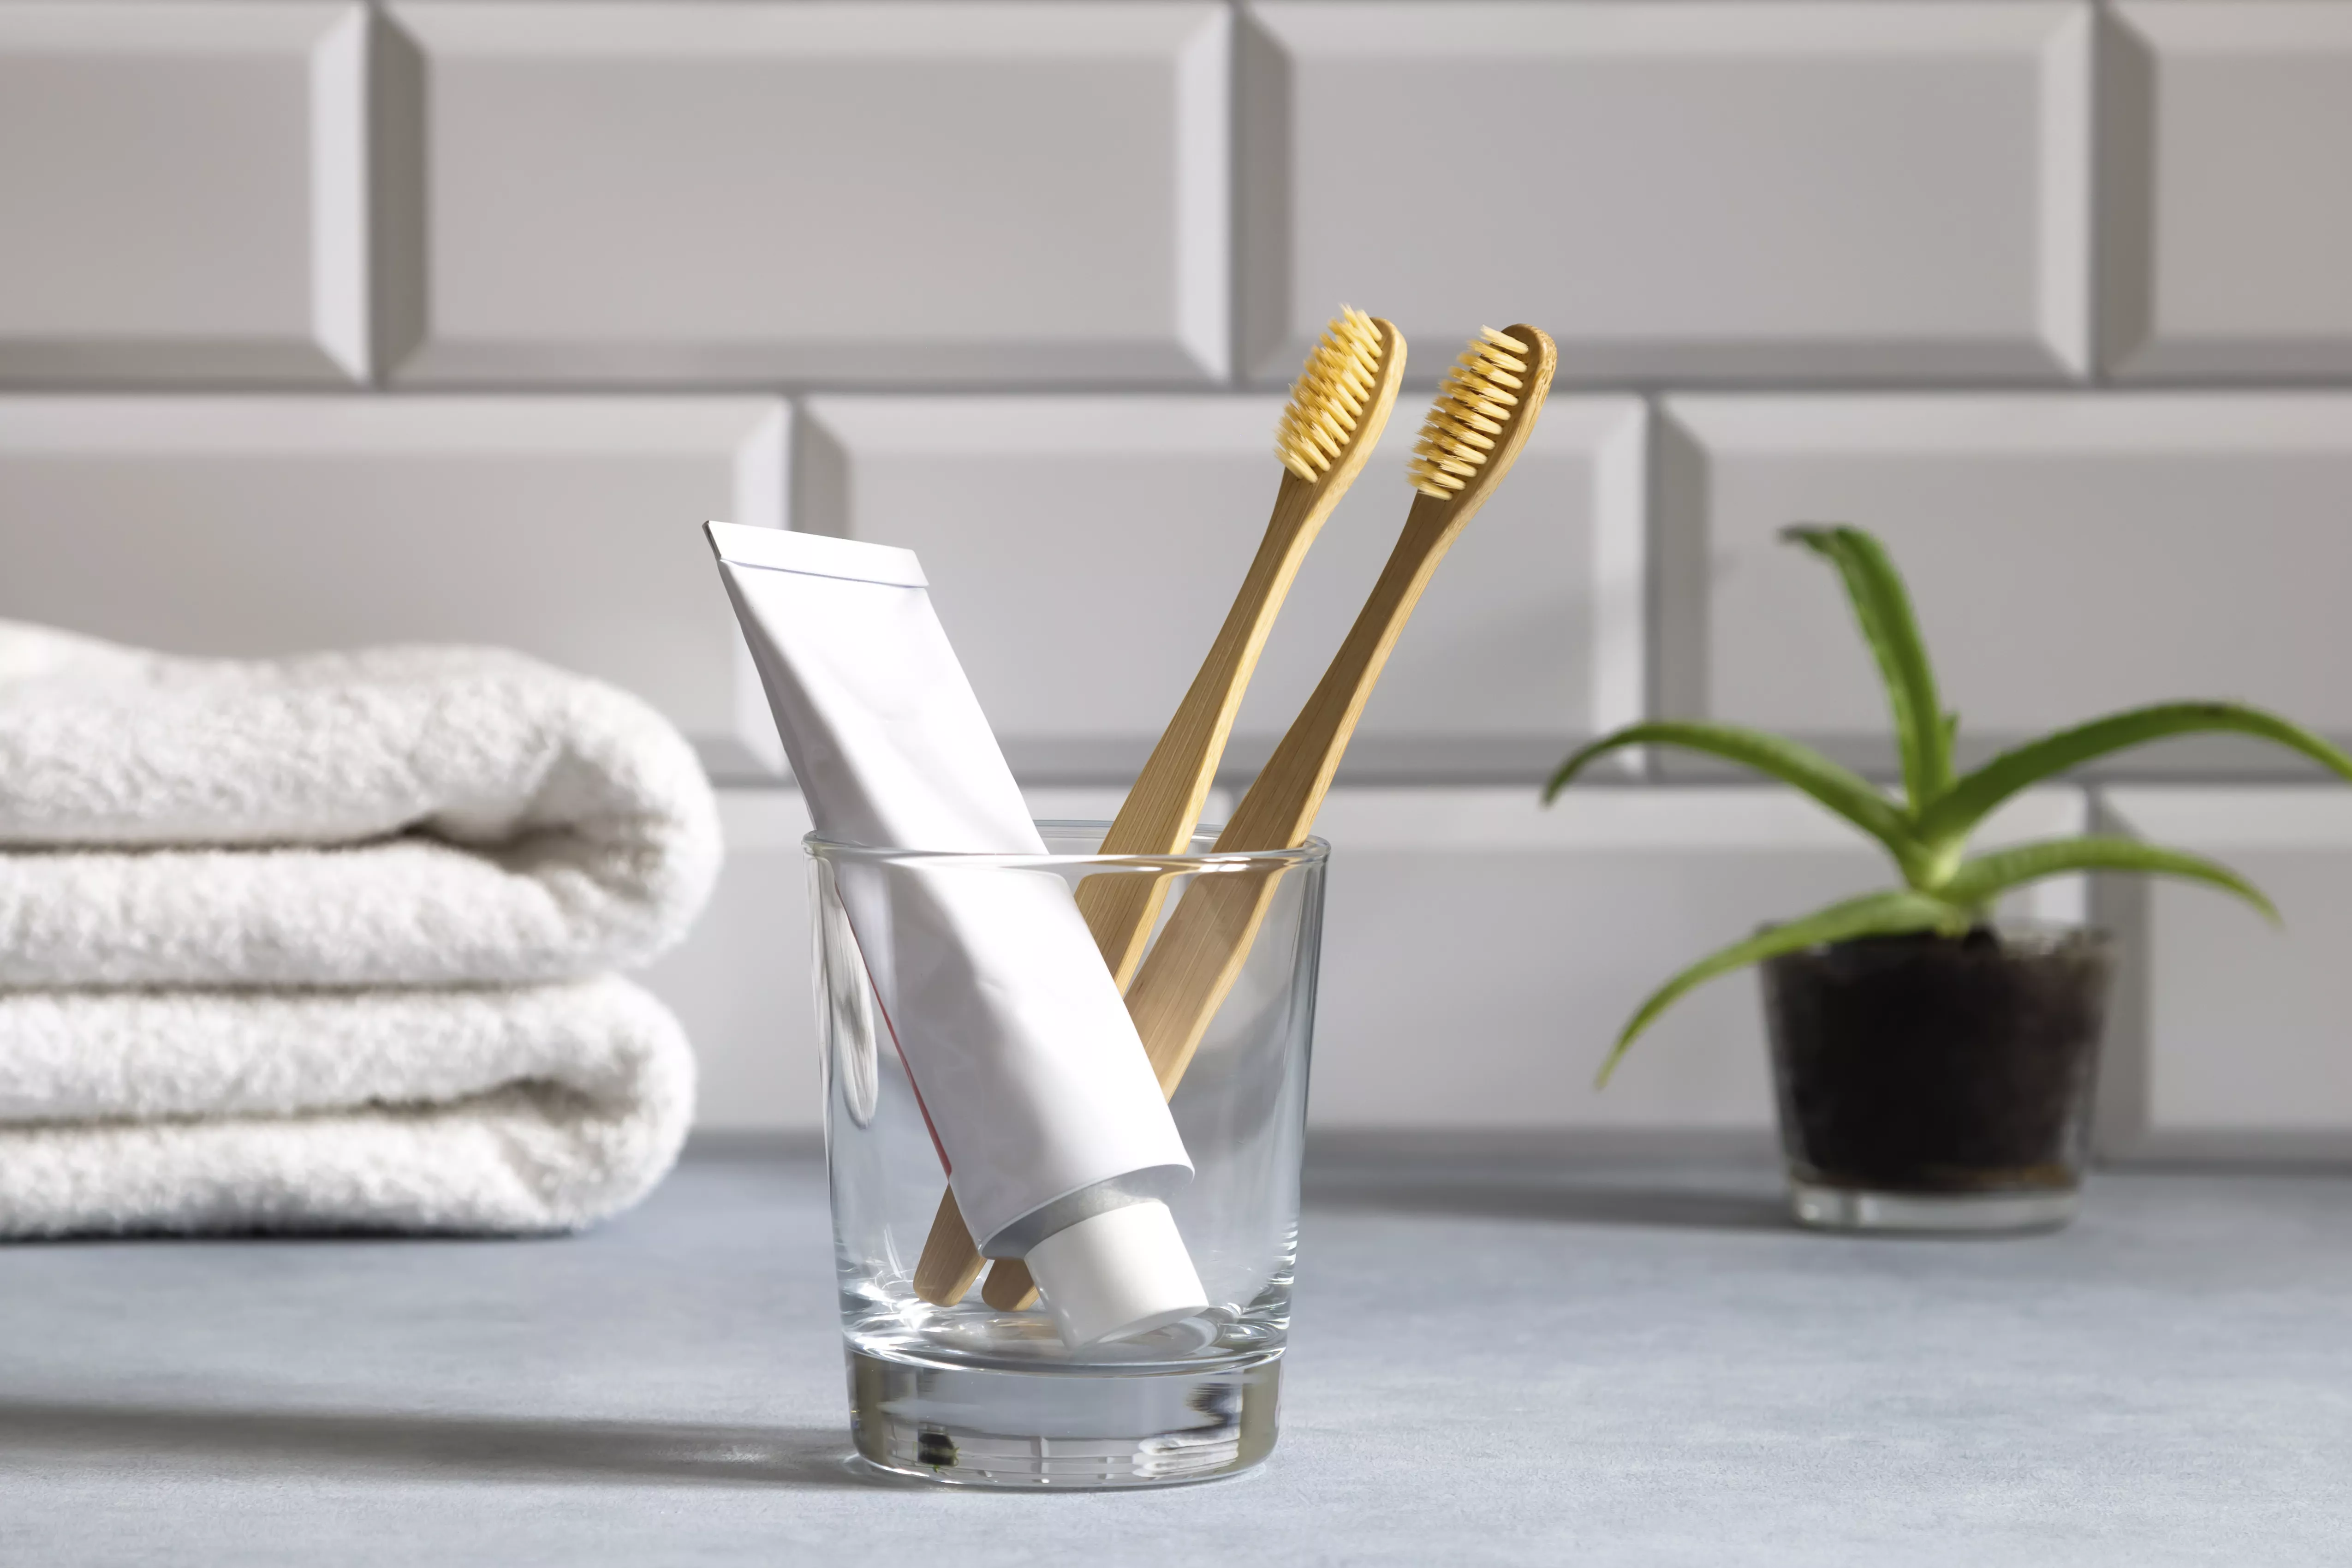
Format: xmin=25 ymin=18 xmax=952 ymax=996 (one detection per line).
xmin=1275 ymin=307 xmax=1386 ymax=482
xmin=1406 ymin=327 xmax=1532 ymax=499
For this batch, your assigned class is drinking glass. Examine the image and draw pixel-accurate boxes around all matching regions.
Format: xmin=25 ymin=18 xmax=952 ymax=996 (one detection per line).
xmin=809 ymin=822 xmax=1326 ymax=1487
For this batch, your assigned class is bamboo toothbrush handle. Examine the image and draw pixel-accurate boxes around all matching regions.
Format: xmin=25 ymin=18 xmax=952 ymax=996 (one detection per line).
xmin=911 ymin=314 xmax=1407 ymax=1311
xmin=1128 ymin=491 xmax=1467 ymax=1095
xmin=1223 ymin=494 xmax=1458 ymax=848
xmin=978 ymin=325 xmax=1557 ymax=1313
xmin=1074 ymin=310 xmax=1406 ymax=982
xmin=1072 ymin=466 xmax=1342 ymax=984
xmin=971 ymin=498 xmax=1468 ymax=1312
xmin=912 ymin=477 xmax=1328 ymax=1309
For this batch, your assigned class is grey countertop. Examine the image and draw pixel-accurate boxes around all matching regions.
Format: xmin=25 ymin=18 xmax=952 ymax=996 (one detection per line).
xmin=4 ymin=1146 xmax=2348 ymax=1566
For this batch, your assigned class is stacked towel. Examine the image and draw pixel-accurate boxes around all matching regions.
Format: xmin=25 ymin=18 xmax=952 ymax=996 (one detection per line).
xmin=0 ymin=621 xmax=721 ymax=1236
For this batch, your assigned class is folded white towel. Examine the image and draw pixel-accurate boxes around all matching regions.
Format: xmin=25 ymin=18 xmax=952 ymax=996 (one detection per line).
xmin=0 ymin=978 xmax=694 ymax=1235
xmin=0 ymin=622 xmax=721 ymax=986
xmin=0 ymin=621 xmax=723 ymax=1236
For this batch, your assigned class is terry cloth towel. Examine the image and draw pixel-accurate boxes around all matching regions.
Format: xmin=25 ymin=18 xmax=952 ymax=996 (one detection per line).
xmin=0 ymin=623 xmax=722 ymax=985
xmin=0 ymin=621 xmax=721 ymax=1237
xmin=0 ymin=979 xmax=693 ymax=1236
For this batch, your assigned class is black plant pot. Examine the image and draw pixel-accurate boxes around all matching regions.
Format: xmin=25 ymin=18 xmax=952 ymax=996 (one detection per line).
xmin=1761 ymin=925 xmax=2115 ymax=1233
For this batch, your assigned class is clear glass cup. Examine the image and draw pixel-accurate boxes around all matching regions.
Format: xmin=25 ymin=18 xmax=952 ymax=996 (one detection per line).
xmin=808 ymin=821 xmax=1327 ymax=1488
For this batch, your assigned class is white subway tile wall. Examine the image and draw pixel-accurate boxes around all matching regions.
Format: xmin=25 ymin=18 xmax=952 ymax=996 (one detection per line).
xmin=0 ymin=397 xmax=789 ymax=774
xmin=1657 ymin=394 xmax=2352 ymax=775
xmin=800 ymin=394 xmax=1643 ymax=782
xmin=2103 ymin=3 xmax=2352 ymax=379
xmin=1307 ymin=787 xmax=2087 ymax=1137
xmin=0 ymin=3 xmax=369 ymax=383
xmin=643 ymin=789 xmax=818 ymax=1134
xmin=2096 ymin=789 xmax=2352 ymax=1160
xmin=1 ymin=0 xmax=2346 ymax=1154
xmin=381 ymin=1 xmax=1230 ymax=386
xmin=670 ymin=785 xmax=2088 ymax=1134
xmin=1241 ymin=1 xmax=2093 ymax=385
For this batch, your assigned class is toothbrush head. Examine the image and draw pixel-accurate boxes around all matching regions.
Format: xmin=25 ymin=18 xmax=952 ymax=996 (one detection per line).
xmin=1407 ymin=325 xmax=1557 ymax=501
xmin=1275 ymin=306 xmax=1397 ymax=483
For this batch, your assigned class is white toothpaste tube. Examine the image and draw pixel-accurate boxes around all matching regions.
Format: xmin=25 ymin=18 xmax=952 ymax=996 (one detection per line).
xmin=705 ymin=522 xmax=1207 ymax=1347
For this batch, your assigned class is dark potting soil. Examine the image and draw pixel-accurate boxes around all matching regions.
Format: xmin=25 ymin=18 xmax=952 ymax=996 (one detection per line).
xmin=1762 ymin=928 xmax=2114 ymax=1194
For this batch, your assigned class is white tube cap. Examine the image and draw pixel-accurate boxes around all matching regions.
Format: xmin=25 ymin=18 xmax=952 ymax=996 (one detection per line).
xmin=1023 ymin=1200 xmax=1209 ymax=1349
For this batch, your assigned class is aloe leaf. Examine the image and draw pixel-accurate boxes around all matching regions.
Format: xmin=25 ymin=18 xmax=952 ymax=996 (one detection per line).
xmin=1596 ymin=889 xmax=1966 ymax=1086
xmin=1918 ymin=703 xmax=2352 ymax=852
xmin=1545 ymin=721 xmax=1918 ymax=869
xmin=1782 ymin=526 xmax=1952 ymax=811
xmin=1938 ymin=836 xmax=2280 ymax=925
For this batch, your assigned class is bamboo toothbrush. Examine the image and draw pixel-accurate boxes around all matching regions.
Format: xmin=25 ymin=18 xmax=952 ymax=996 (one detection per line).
xmin=910 ymin=307 xmax=1408 ymax=1308
xmin=977 ymin=325 xmax=1559 ymax=1311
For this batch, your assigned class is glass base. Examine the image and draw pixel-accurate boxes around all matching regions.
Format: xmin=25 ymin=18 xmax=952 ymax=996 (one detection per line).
xmin=846 ymin=1346 xmax=1280 ymax=1489
xmin=1789 ymin=1179 xmax=2079 ymax=1234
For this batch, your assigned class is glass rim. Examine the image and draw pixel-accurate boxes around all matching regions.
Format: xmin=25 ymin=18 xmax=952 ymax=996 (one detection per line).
xmin=803 ymin=819 xmax=1329 ymax=872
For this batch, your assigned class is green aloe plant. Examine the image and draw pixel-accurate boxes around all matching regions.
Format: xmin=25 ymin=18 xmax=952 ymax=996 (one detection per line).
xmin=1546 ymin=524 xmax=2352 ymax=1086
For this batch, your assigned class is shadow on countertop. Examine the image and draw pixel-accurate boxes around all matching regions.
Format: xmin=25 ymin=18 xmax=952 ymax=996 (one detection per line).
xmin=0 ymin=1398 xmax=887 ymax=1490
xmin=1302 ymin=1160 xmax=1793 ymax=1234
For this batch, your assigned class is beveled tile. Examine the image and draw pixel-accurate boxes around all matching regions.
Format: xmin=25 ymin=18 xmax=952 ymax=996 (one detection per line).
xmin=2103 ymin=3 xmax=2352 ymax=378
xmin=384 ymin=2 xmax=1229 ymax=386
xmin=1659 ymin=394 xmax=2352 ymax=777
xmin=0 ymin=397 xmax=786 ymax=774
xmin=801 ymin=393 xmax=1645 ymax=784
xmin=1242 ymin=1 xmax=2091 ymax=386
xmin=0 ymin=3 xmax=367 ymax=384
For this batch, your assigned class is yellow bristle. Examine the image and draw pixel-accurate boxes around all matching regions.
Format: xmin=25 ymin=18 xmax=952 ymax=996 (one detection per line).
xmin=1275 ymin=307 xmax=1386 ymax=481
xmin=1406 ymin=327 xmax=1532 ymax=499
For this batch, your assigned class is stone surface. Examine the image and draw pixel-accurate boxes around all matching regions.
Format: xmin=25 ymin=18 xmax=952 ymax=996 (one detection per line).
xmin=4 ymin=1147 xmax=2343 ymax=1565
